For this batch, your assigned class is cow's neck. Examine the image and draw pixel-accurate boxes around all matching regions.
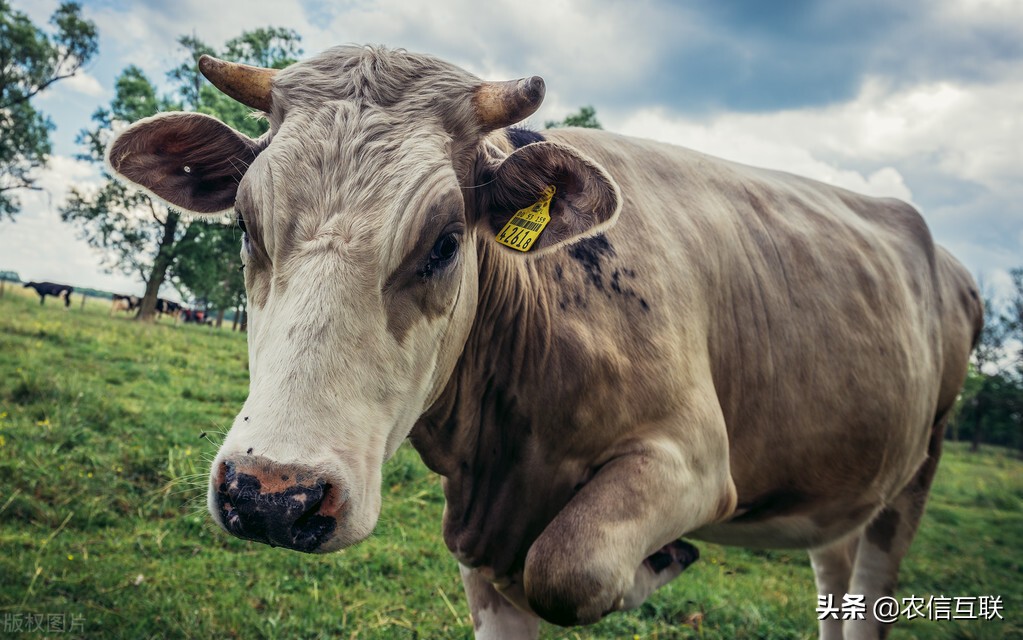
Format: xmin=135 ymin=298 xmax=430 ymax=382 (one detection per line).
xmin=413 ymin=237 xmax=554 ymax=473
xmin=411 ymin=238 xmax=583 ymax=576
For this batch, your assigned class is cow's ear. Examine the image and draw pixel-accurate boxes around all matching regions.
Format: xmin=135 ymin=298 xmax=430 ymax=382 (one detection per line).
xmin=106 ymin=112 xmax=264 ymax=216
xmin=478 ymin=141 xmax=621 ymax=255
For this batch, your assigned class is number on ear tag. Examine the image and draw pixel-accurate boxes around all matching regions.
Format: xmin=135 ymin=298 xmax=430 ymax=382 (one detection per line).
xmin=495 ymin=185 xmax=556 ymax=252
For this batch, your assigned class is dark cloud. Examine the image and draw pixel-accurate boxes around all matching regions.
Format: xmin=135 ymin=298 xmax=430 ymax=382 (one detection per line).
xmin=572 ymin=0 xmax=1022 ymax=114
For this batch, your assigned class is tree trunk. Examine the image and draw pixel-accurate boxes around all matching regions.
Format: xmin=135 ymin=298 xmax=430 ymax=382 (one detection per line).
xmin=970 ymin=383 xmax=986 ymax=452
xmin=232 ymin=305 xmax=240 ymax=332
xmin=240 ymin=308 xmax=248 ymax=332
xmin=0 ymin=279 xmax=5 ymax=298
xmin=136 ymin=212 xmax=180 ymax=322
xmin=80 ymin=294 xmax=86 ymax=311
xmin=216 ymin=307 xmax=225 ymax=328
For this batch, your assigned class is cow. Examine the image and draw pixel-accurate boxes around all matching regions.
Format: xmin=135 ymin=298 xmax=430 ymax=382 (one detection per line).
xmin=106 ymin=46 xmax=982 ymax=639
xmin=110 ymin=294 xmax=139 ymax=315
xmin=182 ymin=308 xmax=211 ymax=324
xmin=155 ymin=298 xmax=183 ymax=321
xmin=23 ymin=281 xmax=74 ymax=308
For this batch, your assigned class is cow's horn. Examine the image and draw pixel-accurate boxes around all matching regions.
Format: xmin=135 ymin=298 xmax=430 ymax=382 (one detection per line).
xmin=198 ymin=55 xmax=277 ymax=112
xmin=473 ymin=76 xmax=546 ymax=131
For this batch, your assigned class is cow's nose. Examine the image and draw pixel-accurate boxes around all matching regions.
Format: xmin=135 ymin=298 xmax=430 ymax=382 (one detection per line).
xmin=213 ymin=456 xmax=344 ymax=553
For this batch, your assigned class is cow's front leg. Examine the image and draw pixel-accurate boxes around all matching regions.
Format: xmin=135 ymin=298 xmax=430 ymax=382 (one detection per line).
xmin=621 ymin=539 xmax=700 ymax=610
xmin=524 ymin=425 xmax=735 ymax=626
xmin=460 ymin=564 xmax=540 ymax=640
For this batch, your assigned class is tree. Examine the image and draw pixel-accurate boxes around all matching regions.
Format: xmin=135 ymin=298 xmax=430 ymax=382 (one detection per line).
xmin=1002 ymin=268 xmax=1023 ymax=372
xmin=0 ymin=1 xmax=98 ymax=219
xmin=170 ymin=223 xmax=246 ymax=326
xmin=955 ymin=271 xmax=1023 ymax=455
xmin=164 ymin=29 xmax=301 ymax=328
xmin=967 ymin=285 xmax=1007 ymax=451
xmin=61 ymin=28 xmax=300 ymax=323
xmin=545 ymin=105 xmax=602 ymax=130
xmin=60 ymin=65 xmax=192 ymax=321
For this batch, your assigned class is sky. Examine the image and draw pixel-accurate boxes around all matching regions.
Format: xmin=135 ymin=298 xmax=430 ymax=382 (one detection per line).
xmin=1 ymin=0 xmax=1021 ymax=301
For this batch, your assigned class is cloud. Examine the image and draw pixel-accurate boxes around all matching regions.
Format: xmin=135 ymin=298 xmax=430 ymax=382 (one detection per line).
xmin=0 ymin=156 xmax=141 ymax=294
xmin=85 ymin=0 xmax=313 ymax=91
xmin=614 ymin=106 xmax=914 ymax=201
xmin=38 ymin=71 xmax=107 ymax=99
xmin=3 ymin=0 xmax=1020 ymax=303
xmin=609 ymin=70 xmax=1023 ymax=285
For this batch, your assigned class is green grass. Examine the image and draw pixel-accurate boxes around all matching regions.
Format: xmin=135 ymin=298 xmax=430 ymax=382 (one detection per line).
xmin=0 ymin=289 xmax=1019 ymax=639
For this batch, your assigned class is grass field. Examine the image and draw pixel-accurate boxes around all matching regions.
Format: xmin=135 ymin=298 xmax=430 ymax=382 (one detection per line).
xmin=0 ymin=288 xmax=1020 ymax=639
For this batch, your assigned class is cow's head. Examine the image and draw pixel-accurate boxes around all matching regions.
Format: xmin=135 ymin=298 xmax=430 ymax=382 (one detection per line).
xmin=107 ymin=46 xmax=620 ymax=553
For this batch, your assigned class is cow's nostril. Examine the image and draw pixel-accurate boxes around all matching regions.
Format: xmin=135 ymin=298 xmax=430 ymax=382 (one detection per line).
xmin=290 ymin=483 xmax=337 ymax=551
xmin=213 ymin=457 xmax=341 ymax=553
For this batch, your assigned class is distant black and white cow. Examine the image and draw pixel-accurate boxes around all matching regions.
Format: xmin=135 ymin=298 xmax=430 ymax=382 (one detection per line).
xmin=23 ymin=282 xmax=74 ymax=307
xmin=110 ymin=294 xmax=140 ymax=315
xmin=155 ymin=298 xmax=183 ymax=320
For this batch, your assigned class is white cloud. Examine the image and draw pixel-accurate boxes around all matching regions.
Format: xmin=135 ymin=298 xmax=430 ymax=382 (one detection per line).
xmin=307 ymin=0 xmax=679 ymax=83
xmin=0 ymin=156 xmax=143 ymax=294
xmin=613 ymin=70 xmax=1023 ymax=194
xmin=35 ymin=71 xmax=107 ymax=100
xmin=3 ymin=0 xmax=1020 ymax=303
xmin=612 ymin=106 xmax=915 ymax=202
xmin=609 ymin=71 xmax=1023 ymax=291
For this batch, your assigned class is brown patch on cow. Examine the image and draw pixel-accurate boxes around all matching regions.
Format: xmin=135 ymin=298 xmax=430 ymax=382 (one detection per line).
xmin=568 ymin=234 xmax=615 ymax=292
xmin=381 ymin=246 xmax=452 ymax=343
xmin=381 ymin=195 xmax=465 ymax=343
xmin=865 ymin=507 xmax=901 ymax=554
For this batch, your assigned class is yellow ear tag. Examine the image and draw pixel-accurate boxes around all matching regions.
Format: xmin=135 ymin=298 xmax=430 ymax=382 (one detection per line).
xmin=495 ymin=185 xmax=556 ymax=252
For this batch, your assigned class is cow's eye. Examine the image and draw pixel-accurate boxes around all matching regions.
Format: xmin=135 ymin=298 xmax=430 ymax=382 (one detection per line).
xmin=418 ymin=232 xmax=460 ymax=279
xmin=431 ymin=233 xmax=459 ymax=263
xmin=237 ymin=216 xmax=252 ymax=254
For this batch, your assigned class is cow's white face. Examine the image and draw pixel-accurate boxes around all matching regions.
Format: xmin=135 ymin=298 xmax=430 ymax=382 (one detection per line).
xmin=211 ymin=107 xmax=480 ymax=549
xmin=106 ymin=47 xmax=619 ymax=553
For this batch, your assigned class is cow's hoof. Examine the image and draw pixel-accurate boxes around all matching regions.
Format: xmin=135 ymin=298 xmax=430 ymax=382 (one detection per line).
xmin=645 ymin=539 xmax=700 ymax=573
xmin=621 ymin=539 xmax=700 ymax=610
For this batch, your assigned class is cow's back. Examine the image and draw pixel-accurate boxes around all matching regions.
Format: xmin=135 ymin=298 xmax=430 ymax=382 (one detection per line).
xmin=541 ymin=128 xmax=978 ymax=547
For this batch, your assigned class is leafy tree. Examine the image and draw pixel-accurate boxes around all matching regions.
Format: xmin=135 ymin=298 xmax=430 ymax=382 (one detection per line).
xmin=225 ymin=27 xmax=302 ymax=69
xmin=1002 ymin=268 xmax=1023 ymax=372
xmin=954 ymin=272 xmax=1023 ymax=455
xmin=165 ymin=29 xmax=301 ymax=327
xmin=170 ymin=223 xmax=246 ymax=326
xmin=0 ymin=0 xmax=98 ymax=219
xmin=60 ymin=65 xmax=189 ymax=321
xmin=61 ymin=28 xmax=300 ymax=323
xmin=965 ymin=285 xmax=1008 ymax=450
xmin=545 ymin=105 xmax=602 ymax=130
